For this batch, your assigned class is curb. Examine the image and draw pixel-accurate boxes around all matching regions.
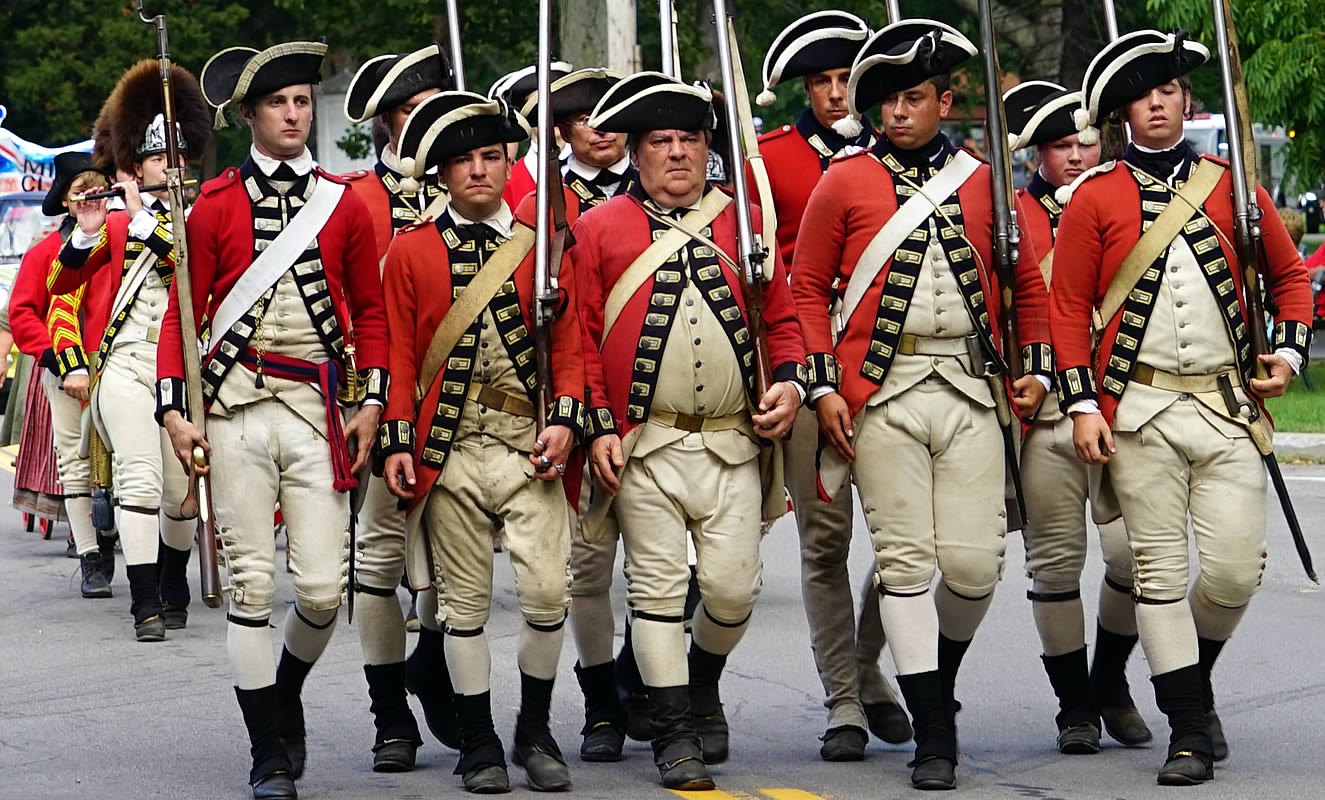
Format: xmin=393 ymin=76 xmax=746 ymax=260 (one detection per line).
xmin=1275 ymin=432 xmax=1325 ymax=461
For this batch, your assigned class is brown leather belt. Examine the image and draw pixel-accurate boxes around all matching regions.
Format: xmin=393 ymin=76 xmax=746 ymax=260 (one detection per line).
xmin=467 ymin=382 xmax=535 ymax=418
xmin=1130 ymin=363 xmax=1238 ymax=394
xmin=650 ymin=409 xmax=749 ymax=433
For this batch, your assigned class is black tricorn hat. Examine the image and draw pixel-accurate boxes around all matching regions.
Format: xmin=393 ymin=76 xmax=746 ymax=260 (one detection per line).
xmin=846 ymin=19 xmax=976 ymax=120
xmin=1003 ymin=81 xmax=1088 ymax=151
xmin=756 ymin=10 xmax=870 ymax=106
xmin=397 ymin=91 xmax=530 ymax=178
xmin=520 ymin=68 xmax=622 ymax=126
xmin=487 ymin=61 xmax=575 ymax=106
xmin=43 ymin=151 xmax=105 ymax=217
xmin=200 ymin=41 xmax=328 ymax=128
xmin=588 ymin=72 xmax=715 ymax=134
xmin=344 ymin=43 xmax=453 ymax=124
xmin=1077 ymin=29 xmax=1209 ymax=133
xmin=90 ymin=60 xmax=212 ymax=174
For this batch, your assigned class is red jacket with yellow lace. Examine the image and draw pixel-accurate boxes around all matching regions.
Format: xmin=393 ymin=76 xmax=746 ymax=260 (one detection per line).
xmin=10 ymin=226 xmax=113 ymax=377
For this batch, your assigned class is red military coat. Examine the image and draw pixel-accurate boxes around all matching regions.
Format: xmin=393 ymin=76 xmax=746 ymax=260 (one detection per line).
xmin=1049 ymin=155 xmax=1312 ymax=425
xmin=152 ymin=165 xmax=388 ymax=417
xmin=10 ymin=226 xmax=114 ymax=378
xmin=501 ymin=155 xmax=537 ymax=212
xmin=1017 ymin=184 xmax=1059 ymax=273
xmin=379 ymin=196 xmax=586 ymax=509
xmin=342 ymin=164 xmax=448 ymax=267
xmin=791 ymin=148 xmax=1051 ymax=419
xmin=573 ymin=185 xmax=807 ymax=442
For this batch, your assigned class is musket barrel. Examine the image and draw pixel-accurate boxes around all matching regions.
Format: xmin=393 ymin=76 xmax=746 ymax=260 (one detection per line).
xmin=1210 ymin=0 xmax=1253 ymax=237
xmin=1102 ymin=0 xmax=1121 ymax=41
xmin=447 ymin=0 xmax=467 ymax=91
xmin=884 ymin=0 xmax=902 ymax=25
xmin=659 ymin=0 xmax=679 ymax=78
xmin=711 ymin=0 xmax=755 ymax=263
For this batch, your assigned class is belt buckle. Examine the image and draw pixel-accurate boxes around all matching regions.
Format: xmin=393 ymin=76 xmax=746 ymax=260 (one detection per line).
xmin=675 ymin=413 xmax=704 ymax=433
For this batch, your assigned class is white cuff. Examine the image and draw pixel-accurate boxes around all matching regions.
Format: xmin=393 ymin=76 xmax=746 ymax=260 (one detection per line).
xmin=70 ymin=226 xmax=101 ymax=250
xmin=65 ymin=368 xmax=88 ymax=378
xmin=809 ymin=385 xmax=836 ymax=404
xmin=1067 ymin=399 xmax=1100 ymax=415
xmin=1275 ymin=347 xmax=1304 ymax=376
xmin=362 ymin=399 xmax=383 ymax=408
xmin=127 ymin=209 xmax=158 ymax=241
xmin=1034 ymin=374 xmax=1052 ymax=392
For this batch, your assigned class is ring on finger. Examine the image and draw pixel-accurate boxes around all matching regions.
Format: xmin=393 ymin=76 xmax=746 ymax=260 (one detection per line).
xmin=554 ymin=463 xmax=566 ymax=474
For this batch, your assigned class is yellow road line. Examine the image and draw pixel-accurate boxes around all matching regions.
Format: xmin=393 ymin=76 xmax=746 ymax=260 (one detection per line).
xmin=759 ymin=790 xmax=831 ymax=800
xmin=669 ymin=791 xmax=760 ymax=800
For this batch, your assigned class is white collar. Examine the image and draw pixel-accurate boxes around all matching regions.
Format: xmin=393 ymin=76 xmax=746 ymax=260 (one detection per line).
xmin=381 ymin=143 xmax=404 ymax=173
xmin=564 ymin=151 xmax=631 ymax=181
xmin=448 ymin=200 xmax=514 ymax=239
xmin=250 ymin=144 xmax=315 ymax=177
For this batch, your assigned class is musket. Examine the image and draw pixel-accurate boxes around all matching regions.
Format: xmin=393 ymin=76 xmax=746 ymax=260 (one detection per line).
xmin=1101 ymin=0 xmax=1121 ymax=41
xmin=711 ymin=0 xmax=772 ymax=396
xmin=532 ymin=0 xmax=570 ymax=441
xmin=137 ymin=1 xmax=222 ymax=608
xmin=659 ymin=0 xmax=682 ymax=79
xmin=70 ymin=179 xmax=197 ymax=202
xmin=977 ymin=0 xmax=1028 ymax=526
xmin=1210 ymin=0 xmax=1315 ymax=582
xmin=883 ymin=0 xmax=902 ymax=25
xmin=444 ymin=0 xmax=467 ymax=91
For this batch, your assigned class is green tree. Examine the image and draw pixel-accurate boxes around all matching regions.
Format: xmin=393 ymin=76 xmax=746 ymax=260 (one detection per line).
xmin=1150 ymin=0 xmax=1325 ymax=193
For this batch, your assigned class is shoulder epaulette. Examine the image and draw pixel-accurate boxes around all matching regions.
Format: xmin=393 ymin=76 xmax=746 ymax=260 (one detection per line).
xmin=757 ymin=124 xmax=796 ymax=144
xmin=956 ymin=146 xmax=990 ymax=166
xmin=1197 ymin=153 xmax=1231 ymax=169
xmin=397 ymin=217 xmax=434 ymax=235
xmin=340 ymin=168 xmax=373 ymax=182
xmin=1054 ymin=160 xmax=1117 ymax=206
xmin=200 ymin=168 xmax=241 ymax=197
xmin=829 ymin=149 xmax=872 ymax=165
xmin=314 ymin=167 xmax=352 ymax=185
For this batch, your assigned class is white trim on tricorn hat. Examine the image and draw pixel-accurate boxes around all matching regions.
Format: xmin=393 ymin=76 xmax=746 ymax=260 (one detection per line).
xmin=757 ymin=10 xmax=870 ymax=106
xmin=1003 ymin=81 xmax=1089 ymax=151
xmin=200 ymin=41 xmax=328 ymax=129
xmin=587 ymin=71 xmax=715 ymax=134
xmin=397 ymin=90 xmax=530 ymax=181
xmin=1075 ymin=29 xmax=1208 ymax=140
xmin=520 ymin=67 xmax=622 ymax=125
xmin=488 ymin=61 xmax=575 ymax=105
xmin=344 ymin=44 xmax=451 ymax=124
xmin=843 ymin=19 xmax=976 ymax=135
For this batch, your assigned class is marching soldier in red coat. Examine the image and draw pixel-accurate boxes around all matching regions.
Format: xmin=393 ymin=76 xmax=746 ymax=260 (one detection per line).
xmin=1051 ymin=31 xmax=1312 ymax=785
xmin=751 ymin=10 xmax=913 ymax=760
xmin=47 ymin=61 xmax=214 ymax=640
xmin=381 ymin=90 xmax=584 ymax=794
xmin=153 ymin=41 xmax=388 ymax=800
xmin=1003 ymin=80 xmax=1152 ymax=754
xmin=341 ymin=42 xmax=459 ymax=771
xmin=791 ymin=20 xmax=1051 ymax=790
xmin=9 ymin=152 xmax=116 ymax=597
xmin=490 ymin=62 xmax=573 ymax=209
xmin=576 ymin=72 xmax=808 ymax=790
xmin=520 ymin=65 xmax=648 ymax=762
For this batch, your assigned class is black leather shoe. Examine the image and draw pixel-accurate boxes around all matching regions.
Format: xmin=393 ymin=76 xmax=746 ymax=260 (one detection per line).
xmin=462 ymin=764 xmax=511 ymax=793
xmin=1100 ymin=703 xmax=1153 ymax=746
xmin=372 ymin=738 xmax=418 ymax=773
xmin=1158 ymin=751 xmax=1214 ymax=785
xmin=864 ymin=700 xmax=914 ymax=744
xmin=1205 ymin=710 xmax=1228 ymax=761
xmin=79 ymin=554 xmax=112 ymax=598
xmin=251 ymin=771 xmax=297 ymax=800
xmin=1056 ymin=721 xmax=1101 ymax=755
xmin=624 ymin=691 xmax=652 ymax=742
xmin=512 ymin=742 xmax=571 ymax=791
xmin=580 ymin=720 xmax=625 ymax=762
xmin=909 ymin=755 xmax=957 ymax=790
xmin=819 ymin=725 xmax=867 ymax=761
xmin=281 ymin=737 xmax=305 ymax=779
xmin=656 ymin=740 xmax=714 ymax=791
xmin=162 ymin=605 xmax=188 ymax=630
xmin=134 ymin=615 xmax=166 ymax=642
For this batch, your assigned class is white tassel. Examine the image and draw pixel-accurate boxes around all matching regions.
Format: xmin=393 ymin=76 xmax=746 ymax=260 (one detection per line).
xmin=1077 ymin=125 xmax=1100 ymax=147
xmin=1072 ymin=106 xmax=1091 ymax=133
xmin=213 ymin=106 xmax=228 ymax=130
xmin=756 ymin=88 xmax=777 ymax=107
xmin=399 ymin=176 xmax=421 ymax=194
xmin=832 ymin=115 xmax=863 ymax=138
xmin=1054 ymin=184 xmax=1074 ymax=205
xmin=399 ymin=156 xmax=417 ymax=177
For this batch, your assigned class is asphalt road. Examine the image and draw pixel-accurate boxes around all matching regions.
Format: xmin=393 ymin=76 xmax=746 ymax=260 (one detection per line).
xmin=2 ymin=460 xmax=1323 ymax=800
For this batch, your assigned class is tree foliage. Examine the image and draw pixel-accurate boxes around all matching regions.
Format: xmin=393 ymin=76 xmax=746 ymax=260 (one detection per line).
xmin=1150 ymin=0 xmax=1325 ymax=192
